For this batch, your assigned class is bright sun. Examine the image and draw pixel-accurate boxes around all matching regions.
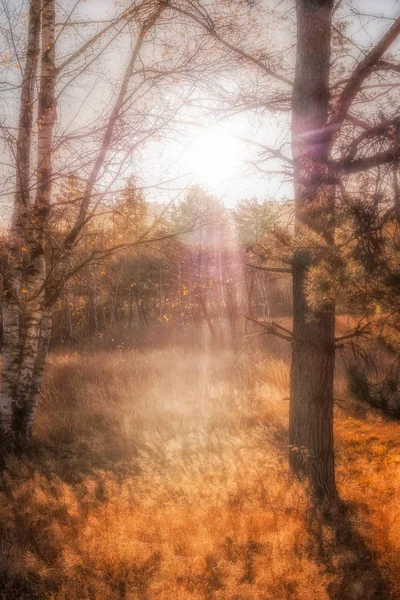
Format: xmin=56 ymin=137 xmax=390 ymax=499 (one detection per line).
xmin=187 ymin=129 xmax=241 ymax=189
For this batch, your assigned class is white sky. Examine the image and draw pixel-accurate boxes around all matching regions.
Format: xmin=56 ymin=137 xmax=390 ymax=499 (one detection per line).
xmin=135 ymin=0 xmax=400 ymax=207
xmin=0 ymin=0 xmax=400 ymax=218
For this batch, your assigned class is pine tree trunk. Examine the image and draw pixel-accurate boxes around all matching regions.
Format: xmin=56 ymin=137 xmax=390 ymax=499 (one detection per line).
xmin=289 ymin=0 xmax=337 ymax=502
xmin=1 ymin=0 xmax=41 ymax=434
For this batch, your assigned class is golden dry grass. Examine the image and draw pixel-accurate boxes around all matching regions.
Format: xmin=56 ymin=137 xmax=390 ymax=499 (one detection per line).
xmin=1 ymin=343 xmax=400 ymax=599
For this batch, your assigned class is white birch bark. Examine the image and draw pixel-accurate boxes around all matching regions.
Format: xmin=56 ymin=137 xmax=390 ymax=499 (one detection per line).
xmin=25 ymin=308 xmax=53 ymax=432
xmin=14 ymin=0 xmax=56 ymax=438
xmin=3 ymin=0 xmax=165 ymax=439
xmin=1 ymin=0 xmax=41 ymax=433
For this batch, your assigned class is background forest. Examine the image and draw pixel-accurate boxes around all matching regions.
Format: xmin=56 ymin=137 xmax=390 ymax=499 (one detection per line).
xmin=0 ymin=183 xmax=293 ymax=349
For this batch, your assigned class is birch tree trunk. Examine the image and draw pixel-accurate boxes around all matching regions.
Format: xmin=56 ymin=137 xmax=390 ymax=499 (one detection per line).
xmin=1 ymin=0 xmax=41 ymax=434
xmin=25 ymin=308 xmax=53 ymax=431
xmin=13 ymin=0 xmax=56 ymax=440
xmin=289 ymin=0 xmax=337 ymax=502
xmin=16 ymin=2 xmax=164 ymax=440
xmin=0 ymin=1 xmax=168 ymax=442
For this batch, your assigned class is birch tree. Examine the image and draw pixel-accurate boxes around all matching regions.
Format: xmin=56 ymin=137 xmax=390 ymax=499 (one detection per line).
xmin=1 ymin=0 xmax=41 ymax=434
xmin=0 ymin=0 xmax=210 ymax=443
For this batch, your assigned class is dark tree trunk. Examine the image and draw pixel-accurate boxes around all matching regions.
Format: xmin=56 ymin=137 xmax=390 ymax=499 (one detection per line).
xmin=289 ymin=0 xmax=337 ymax=502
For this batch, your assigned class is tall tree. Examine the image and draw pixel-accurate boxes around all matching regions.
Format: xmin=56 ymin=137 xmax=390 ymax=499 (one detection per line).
xmin=1 ymin=0 xmax=41 ymax=434
xmin=289 ymin=2 xmax=400 ymax=501
xmin=169 ymin=0 xmax=400 ymax=502
xmin=289 ymin=0 xmax=336 ymax=501
xmin=0 ymin=0 xmax=205 ymax=442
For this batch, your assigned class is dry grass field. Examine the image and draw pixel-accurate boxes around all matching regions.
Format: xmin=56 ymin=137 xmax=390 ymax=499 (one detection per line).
xmin=1 ymin=336 xmax=400 ymax=599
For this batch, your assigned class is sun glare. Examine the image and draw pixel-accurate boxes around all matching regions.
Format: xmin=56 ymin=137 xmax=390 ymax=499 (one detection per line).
xmin=187 ymin=129 xmax=241 ymax=189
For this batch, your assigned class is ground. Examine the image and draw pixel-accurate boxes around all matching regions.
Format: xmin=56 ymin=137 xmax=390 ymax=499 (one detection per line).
xmin=1 ymin=338 xmax=400 ymax=599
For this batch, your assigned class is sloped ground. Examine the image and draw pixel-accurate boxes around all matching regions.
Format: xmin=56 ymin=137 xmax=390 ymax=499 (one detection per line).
xmin=0 ymin=342 xmax=399 ymax=599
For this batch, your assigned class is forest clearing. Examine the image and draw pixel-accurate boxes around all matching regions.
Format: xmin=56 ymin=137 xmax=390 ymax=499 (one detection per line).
xmin=1 ymin=330 xmax=400 ymax=599
xmin=3 ymin=0 xmax=400 ymax=597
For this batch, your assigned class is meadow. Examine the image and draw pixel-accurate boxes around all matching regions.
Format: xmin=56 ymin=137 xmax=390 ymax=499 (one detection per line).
xmin=0 ymin=331 xmax=399 ymax=600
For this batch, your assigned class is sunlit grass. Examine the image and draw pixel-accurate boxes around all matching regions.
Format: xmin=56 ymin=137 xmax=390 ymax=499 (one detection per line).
xmin=0 ymin=344 xmax=399 ymax=598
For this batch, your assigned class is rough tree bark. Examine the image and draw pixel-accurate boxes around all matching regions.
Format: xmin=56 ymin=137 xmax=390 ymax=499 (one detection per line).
xmin=289 ymin=0 xmax=337 ymax=502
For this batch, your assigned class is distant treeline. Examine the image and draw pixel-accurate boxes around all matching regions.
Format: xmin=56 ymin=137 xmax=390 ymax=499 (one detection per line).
xmin=0 ymin=184 xmax=293 ymax=349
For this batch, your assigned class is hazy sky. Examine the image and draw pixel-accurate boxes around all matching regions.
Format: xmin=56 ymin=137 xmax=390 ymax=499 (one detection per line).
xmin=1 ymin=0 xmax=400 ymax=217
xmin=52 ymin=0 xmax=294 ymax=208
xmin=138 ymin=0 xmax=400 ymax=207
xmin=132 ymin=0 xmax=400 ymax=207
